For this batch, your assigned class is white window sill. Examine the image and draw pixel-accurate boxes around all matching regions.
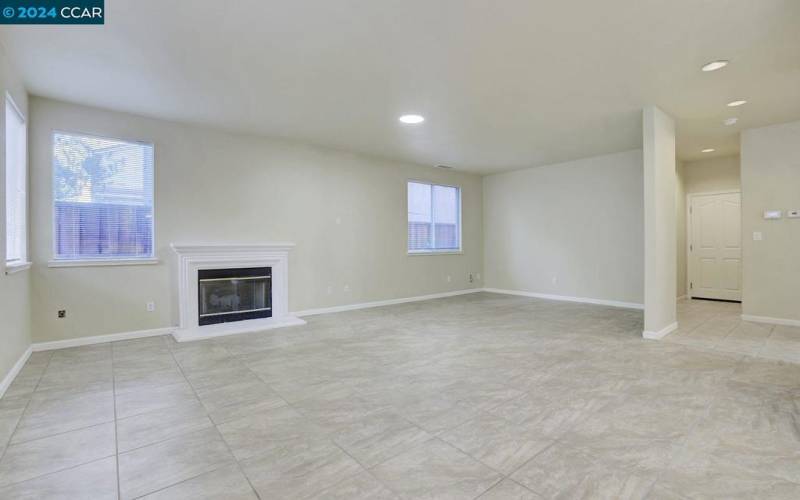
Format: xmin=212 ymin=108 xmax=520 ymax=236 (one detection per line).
xmin=408 ymin=250 xmax=463 ymax=256
xmin=48 ymin=258 xmax=159 ymax=268
xmin=5 ymin=261 xmax=32 ymax=275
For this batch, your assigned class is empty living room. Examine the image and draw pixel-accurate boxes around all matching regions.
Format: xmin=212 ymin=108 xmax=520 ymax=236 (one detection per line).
xmin=1 ymin=1 xmax=800 ymax=498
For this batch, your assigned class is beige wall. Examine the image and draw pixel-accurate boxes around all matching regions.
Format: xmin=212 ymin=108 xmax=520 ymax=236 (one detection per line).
xmin=0 ymin=44 xmax=31 ymax=387
xmin=675 ymin=160 xmax=687 ymax=297
xmin=682 ymin=155 xmax=740 ymax=194
xmin=29 ymin=97 xmax=483 ymax=343
xmin=643 ymin=106 xmax=676 ymax=335
xmin=741 ymin=120 xmax=800 ymax=322
xmin=483 ymin=149 xmax=644 ymax=305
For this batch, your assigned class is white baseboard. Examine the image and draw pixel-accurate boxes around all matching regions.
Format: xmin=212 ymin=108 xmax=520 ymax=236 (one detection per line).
xmin=0 ymin=346 xmax=32 ymax=399
xmin=26 ymin=289 xmax=484 ymax=352
xmin=642 ymin=321 xmax=678 ymax=340
xmin=293 ymin=288 xmax=483 ymax=317
xmin=21 ymin=285 xmax=645 ymax=354
xmin=32 ymin=327 xmax=175 ymax=352
xmin=741 ymin=314 xmax=800 ymax=328
xmin=482 ymin=288 xmax=644 ymax=310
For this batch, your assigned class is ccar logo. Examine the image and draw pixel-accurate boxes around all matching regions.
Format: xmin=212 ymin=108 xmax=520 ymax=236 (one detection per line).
xmin=0 ymin=0 xmax=104 ymax=24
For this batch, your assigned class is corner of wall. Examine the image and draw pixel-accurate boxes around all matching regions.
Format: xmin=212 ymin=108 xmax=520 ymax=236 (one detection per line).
xmin=0 ymin=46 xmax=34 ymax=396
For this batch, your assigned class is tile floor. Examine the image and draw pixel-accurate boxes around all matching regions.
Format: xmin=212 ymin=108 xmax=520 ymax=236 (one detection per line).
xmin=667 ymin=298 xmax=800 ymax=363
xmin=0 ymin=292 xmax=799 ymax=499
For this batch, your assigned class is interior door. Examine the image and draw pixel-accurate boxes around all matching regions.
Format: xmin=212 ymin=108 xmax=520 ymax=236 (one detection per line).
xmin=689 ymin=192 xmax=742 ymax=301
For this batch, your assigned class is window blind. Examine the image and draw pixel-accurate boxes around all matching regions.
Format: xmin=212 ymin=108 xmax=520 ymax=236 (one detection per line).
xmin=407 ymin=181 xmax=461 ymax=252
xmin=53 ymin=132 xmax=154 ymax=260
xmin=5 ymin=95 xmax=27 ymax=264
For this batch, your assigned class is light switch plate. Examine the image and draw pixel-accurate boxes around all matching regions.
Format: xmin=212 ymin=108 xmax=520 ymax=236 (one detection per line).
xmin=753 ymin=231 xmax=763 ymax=241
xmin=764 ymin=210 xmax=782 ymax=220
xmin=788 ymin=209 xmax=800 ymax=219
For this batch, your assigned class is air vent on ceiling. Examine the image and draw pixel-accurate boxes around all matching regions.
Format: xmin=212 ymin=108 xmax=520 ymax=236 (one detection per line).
xmin=435 ymin=164 xmax=453 ymax=169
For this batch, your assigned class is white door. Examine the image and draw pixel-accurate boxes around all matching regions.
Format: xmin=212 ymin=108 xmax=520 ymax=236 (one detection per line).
xmin=689 ymin=193 xmax=742 ymax=300
xmin=689 ymin=192 xmax=742 ymax=301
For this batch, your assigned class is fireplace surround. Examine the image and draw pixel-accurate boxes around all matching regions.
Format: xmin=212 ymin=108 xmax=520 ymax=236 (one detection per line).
xmin=171 ymin=243 xmax=305 ymax=341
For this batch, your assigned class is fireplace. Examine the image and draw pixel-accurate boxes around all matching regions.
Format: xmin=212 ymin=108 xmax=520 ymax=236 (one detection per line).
xmin=171 ymin=243 xmax=305 ymax=342
xmin=198 ymin=267 xmax=272 ymax=325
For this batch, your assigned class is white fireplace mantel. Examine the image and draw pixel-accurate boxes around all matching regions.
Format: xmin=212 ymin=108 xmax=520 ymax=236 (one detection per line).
xmin=171 ymin=243 xmax=305 ymax=342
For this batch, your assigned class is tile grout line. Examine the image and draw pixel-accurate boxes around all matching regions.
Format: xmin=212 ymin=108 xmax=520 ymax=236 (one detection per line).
xmin=752 ymin=324 xmax=776 ymax=360
xmin=0 ymin=351 xmax=54 ymax=465
xmin=327 ymin=440 xmax=388 ymax=497
xmin=0 ymin=422 xmax=117 ymax=488
xmin=111 ymin=343 xmax=122 ymax=500
xmin=127 ymin=461 xmax=237 ymax=500
xmin=8 ymin=415 xmax=117 ymax=447
xmin=0 ymin=455 xmax=116 ymax=492
xmin=223 ymin=354 xmax=285 ymax=500
xmin=427 ymin=435 xmax=507 ymax=497
xmin=475 ymin=477 xmax=537 ymax=499
xmin=641 ymin=376 xmax=723 ymax=500
xmin=231 ymin=342 xmax=307 ymax=500
xmin=234 ymin=346 xmax=464 ymax=498
xmin=164 ymin=339 xmax=263 ymax=500
xmin=498 ymin=437 xmax=562 ymax=496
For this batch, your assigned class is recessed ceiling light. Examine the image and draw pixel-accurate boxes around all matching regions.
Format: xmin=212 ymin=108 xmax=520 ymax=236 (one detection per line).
xmin=701 ymin=60 xmax=729 ymax=72
xmin=701 ymin=148 xmax=715 ymax=153
xmin=399 ymin=114 xmax=425 ymax=124
xmin=727 ymin=100 xmax=747 ymax=107
xmin=723 ymin=117 xmax=738 ymax=126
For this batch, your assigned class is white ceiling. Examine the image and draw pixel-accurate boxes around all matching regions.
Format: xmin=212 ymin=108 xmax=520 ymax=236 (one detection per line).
xmin=2 ymin=0 xmax=798 ymax=174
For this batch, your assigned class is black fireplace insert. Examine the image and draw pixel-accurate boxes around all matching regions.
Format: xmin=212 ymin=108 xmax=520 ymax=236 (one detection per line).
xmin=197 ymin=267 xmax=272 ymax=326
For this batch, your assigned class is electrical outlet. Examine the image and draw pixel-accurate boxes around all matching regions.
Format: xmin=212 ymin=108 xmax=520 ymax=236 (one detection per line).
xmin=343 ymin=284 xmax=350 ymax=292
xmin=57 ymin=310 xmax=66 ymax=318
xmin=146 ymin=301 xmax=155 ymax=312
xmin=446 ymin=275 xmax=452 ymax=283
xmin=552 ymin=276 xmax=558 ymax=285
xmin=327 ymin=285 xmax=333 ymax=295
xmin=468 ymin=273 xmax=474 ymax=283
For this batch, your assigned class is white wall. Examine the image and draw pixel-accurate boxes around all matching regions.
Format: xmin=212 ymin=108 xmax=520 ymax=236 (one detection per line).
xmin=642 ymin=106 xmax=676 ymax=336
xmin=741 ymin=121 xmax=800 ymax=323
xmin=483 ymin=149 xmax=644 ymax=305
xmin=29 ymin=97 xmax=483 ymax=343
xmin=0 ymin=44 xmax=31 ymax=389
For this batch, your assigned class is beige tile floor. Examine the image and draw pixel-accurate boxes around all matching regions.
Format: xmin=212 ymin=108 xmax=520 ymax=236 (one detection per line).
xmin=0 ymin=292 xmax=799 ymax=499
xmin=667 ymin=298 xmax=800 ymax=363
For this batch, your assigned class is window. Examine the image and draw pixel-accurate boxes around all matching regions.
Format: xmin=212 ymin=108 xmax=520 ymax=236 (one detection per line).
xmin=5 ymin=94 xmax=27 ymax=267
xmin=407 ymin=181 xmax=461 ymax=253
xmin=53 ymin=132 xmax=154 ymax=261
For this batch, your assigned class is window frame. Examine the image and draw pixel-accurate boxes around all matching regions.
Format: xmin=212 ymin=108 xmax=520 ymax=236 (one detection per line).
xmin=406 ymin=179 xmax=462 ymax=255
xmin=49 ymin=129 xmax=158 ymax=267
xmin=5 ymin=92 xmax=30 ymax=274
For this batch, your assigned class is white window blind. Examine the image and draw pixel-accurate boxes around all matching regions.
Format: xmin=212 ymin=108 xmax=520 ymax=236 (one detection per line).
xmin=5 ymin=95 xmax=27 ymax=264
xmin=408 ymin=181 xmax=461 ymax=252
xmin=53 ymin=132 xmax=154 ymax=260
